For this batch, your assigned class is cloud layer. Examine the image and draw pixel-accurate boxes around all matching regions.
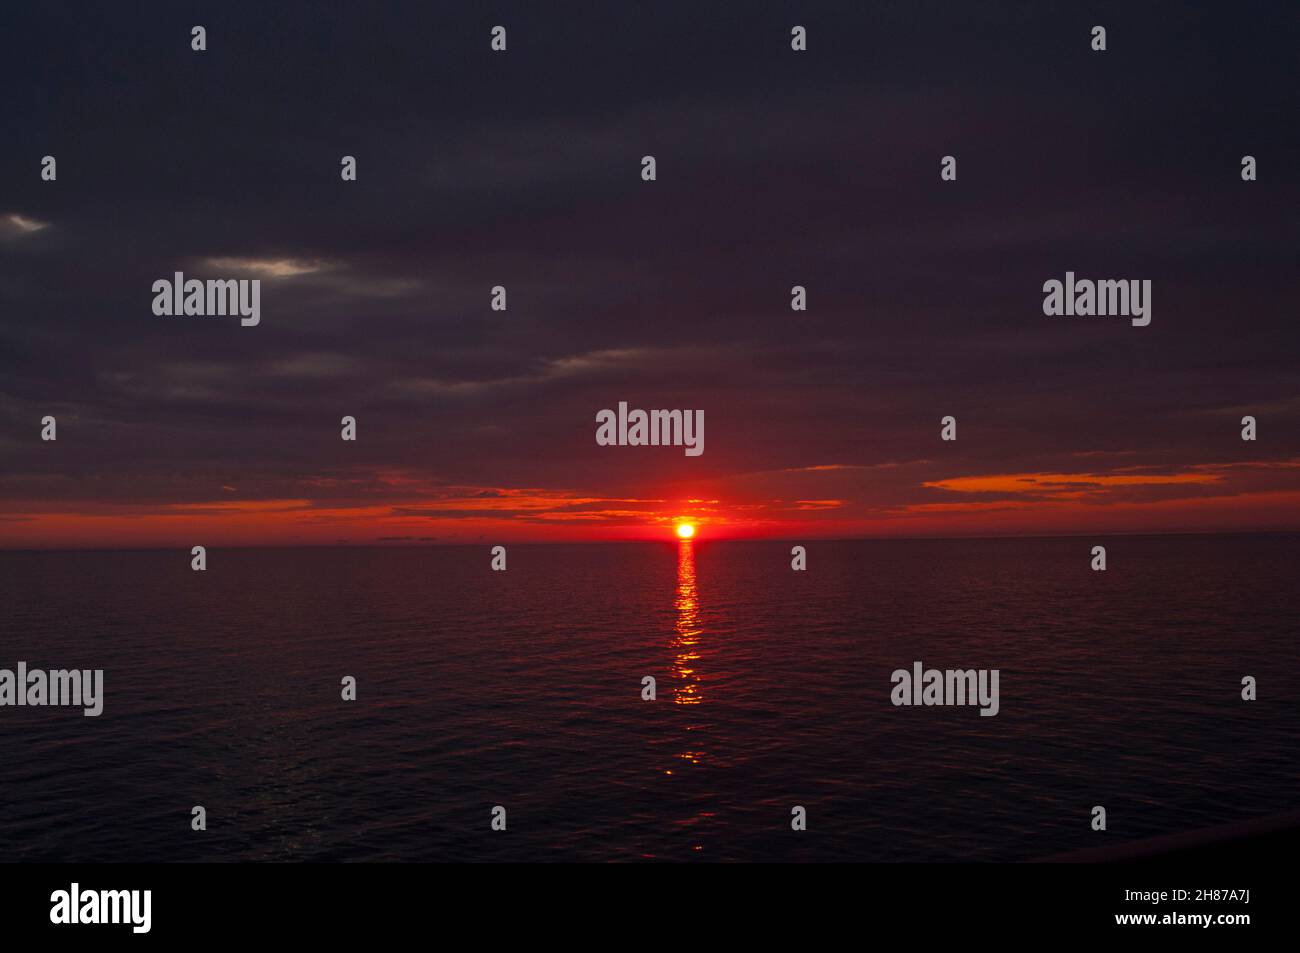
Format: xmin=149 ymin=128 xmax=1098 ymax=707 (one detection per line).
xmin=2 ymin=2 xmax=1297 ymax=547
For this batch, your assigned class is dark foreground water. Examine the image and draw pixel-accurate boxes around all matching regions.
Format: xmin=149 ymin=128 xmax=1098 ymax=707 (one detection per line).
xmin=0 ymin=535 xmax=1295 ymax=862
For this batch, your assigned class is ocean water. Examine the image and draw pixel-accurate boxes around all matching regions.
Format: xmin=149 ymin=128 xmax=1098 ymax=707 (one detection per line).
xmin=0 ymin=535 xmax=1295 ymax=863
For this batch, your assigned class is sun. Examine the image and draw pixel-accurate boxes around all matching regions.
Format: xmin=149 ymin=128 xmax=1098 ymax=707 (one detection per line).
xmin=675 ymin=523 xmax=696 ymax=539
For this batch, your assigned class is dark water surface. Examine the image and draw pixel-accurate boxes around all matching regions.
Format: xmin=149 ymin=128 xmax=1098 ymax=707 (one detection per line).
xmin=0 ymin=535 xmax=1295 ymax=862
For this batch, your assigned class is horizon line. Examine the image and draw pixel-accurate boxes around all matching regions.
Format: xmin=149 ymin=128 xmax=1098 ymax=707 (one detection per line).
xmin=2 ymin=528 xmax=1297 ymax=555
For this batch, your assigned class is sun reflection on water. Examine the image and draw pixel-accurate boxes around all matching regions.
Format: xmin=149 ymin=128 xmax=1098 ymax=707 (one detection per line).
xmin=671 ymin=538 xmax=703 ymax=706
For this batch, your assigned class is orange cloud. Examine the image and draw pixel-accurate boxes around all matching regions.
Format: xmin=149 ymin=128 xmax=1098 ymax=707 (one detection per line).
xmin=923 ymin=469 xmax=1221 ymax=499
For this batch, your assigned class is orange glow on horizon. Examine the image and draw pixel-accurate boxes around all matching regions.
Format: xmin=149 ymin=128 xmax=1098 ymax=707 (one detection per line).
xmin=2 ymin=458 xmax=1299 ymax=549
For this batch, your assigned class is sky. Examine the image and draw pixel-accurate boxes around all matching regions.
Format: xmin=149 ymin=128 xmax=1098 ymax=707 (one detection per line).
xmin=1 ymin=1 xmax=1298 ymax=548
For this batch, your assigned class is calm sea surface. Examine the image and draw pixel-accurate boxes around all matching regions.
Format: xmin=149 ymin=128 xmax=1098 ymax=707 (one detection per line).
xmin=0 ymin=535 xmax=1296 ymax=862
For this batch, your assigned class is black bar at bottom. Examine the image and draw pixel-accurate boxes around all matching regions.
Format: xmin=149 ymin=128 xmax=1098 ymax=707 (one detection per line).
xmin=0 ymin=848 xmax=1272 ymax=942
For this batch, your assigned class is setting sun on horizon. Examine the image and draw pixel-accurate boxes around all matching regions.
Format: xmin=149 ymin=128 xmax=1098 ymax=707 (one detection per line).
xmin=675 ymin=522 xmax=696 ymax=539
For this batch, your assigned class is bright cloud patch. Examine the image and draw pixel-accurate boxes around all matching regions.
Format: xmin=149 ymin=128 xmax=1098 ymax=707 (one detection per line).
xmin=202 ymin=256 xmax=329 ymax=278
xmin=0 ymin=212 xmax=51 ymax=238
